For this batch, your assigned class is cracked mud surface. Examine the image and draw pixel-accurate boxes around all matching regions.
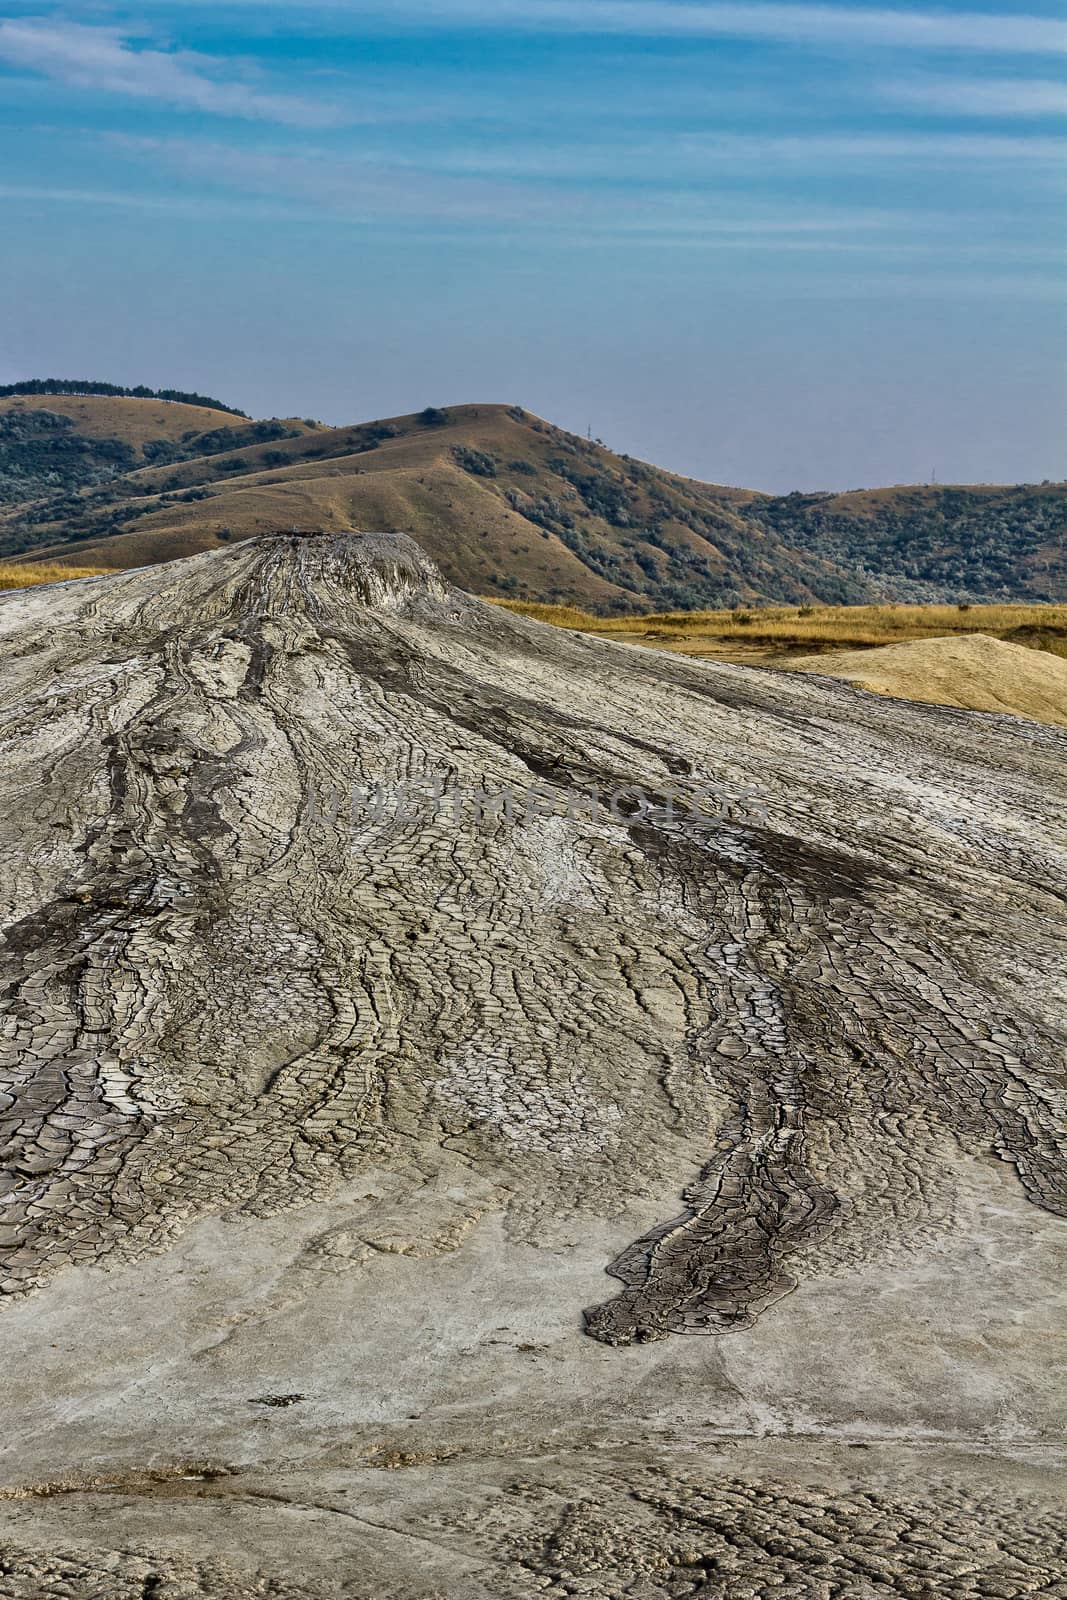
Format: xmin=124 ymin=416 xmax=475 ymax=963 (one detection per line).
xmin=0 ymin=532 xmax=1064 ymax=1596
xmin=492 ymin=1467 xmax=1067 ymax=1598
xmin=2 ymin=1460 xmax=1066 ymax=1599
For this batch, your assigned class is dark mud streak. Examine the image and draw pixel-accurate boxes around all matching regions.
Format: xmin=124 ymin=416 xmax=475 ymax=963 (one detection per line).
xmin=584 ymin=824 xmax=844 ymax=1343
xmin=583 ymin=799 xmax=1065 ymax=1343
xmin=328 ymin=624 xmax=714 ymax=786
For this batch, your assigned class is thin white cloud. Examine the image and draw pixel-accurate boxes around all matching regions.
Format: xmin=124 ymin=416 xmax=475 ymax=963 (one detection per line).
xmin=131 ymin=0 xmax=1067 ymax=57
xmin=108 ymin=133 xmax=546 ymax=222
xmin=109 ymin=130 xmax=1061 ymax=239
xmin=378 ymin=128 xmax=1065 ymax=179
xmin=683 ymin=130 xmax=1066 ymax=163
xmin=432 ymin=1 xmax=1067 ymax=55
xmin=0 ymin=180 xmax=313 ymax=220
xmin=0 ymin=18 xmax=341 ymax=125
xmin=883 ymin=75 xmax=1067 ymax=118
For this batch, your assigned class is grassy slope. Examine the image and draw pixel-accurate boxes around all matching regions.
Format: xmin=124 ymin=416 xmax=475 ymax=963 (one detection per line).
xmin=0 ymin=394 xmax=246 ymax=448
xmin=6 ymin=403 xmax=855 ymax=611
xmin=1 ymin=397 xmax=1063 ymax=610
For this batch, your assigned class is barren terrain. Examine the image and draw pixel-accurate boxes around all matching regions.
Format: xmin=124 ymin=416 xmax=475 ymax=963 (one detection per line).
xmin=0 ymin=532 xmax=1064 ymax=1597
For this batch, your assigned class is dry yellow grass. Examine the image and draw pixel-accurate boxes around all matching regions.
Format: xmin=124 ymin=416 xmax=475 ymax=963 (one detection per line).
xmin=490 ymin=599 xmax=1067 ymax=660
xmin=494 ymin=599 xmax=604 ymax=628
xmin=0 ymin=393 xmax=243 ymax=447
xmin=0 ymin=561 xmax=112 ymax=591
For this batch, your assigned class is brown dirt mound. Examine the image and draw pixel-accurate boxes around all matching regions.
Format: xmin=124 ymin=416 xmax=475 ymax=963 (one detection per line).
xmin=783 ymin=632 xmax=1067 ymax=726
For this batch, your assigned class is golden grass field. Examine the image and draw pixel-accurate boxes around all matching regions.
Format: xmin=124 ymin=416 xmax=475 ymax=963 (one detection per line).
xmin=492 ymin=599 xmax=1067 ymax=662
xmin=0 ymin=561 xmax=113 ymax=591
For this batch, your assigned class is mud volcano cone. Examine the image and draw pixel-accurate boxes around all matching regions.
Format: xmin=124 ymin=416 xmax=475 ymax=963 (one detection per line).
xmin=0 ymin=531 xmax=1064 ymax=1598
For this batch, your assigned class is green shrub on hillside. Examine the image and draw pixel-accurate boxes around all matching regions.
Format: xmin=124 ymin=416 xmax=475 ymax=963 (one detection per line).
xmin=0 ymin=411 xmax=137 ymax=506
xmin=453 ymin=446 xmax=498 ymax=478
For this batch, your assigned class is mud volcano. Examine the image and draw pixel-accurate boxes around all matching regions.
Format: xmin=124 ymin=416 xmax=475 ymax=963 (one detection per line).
xmin=0 ymin=532 xmax=1064 ymax=1598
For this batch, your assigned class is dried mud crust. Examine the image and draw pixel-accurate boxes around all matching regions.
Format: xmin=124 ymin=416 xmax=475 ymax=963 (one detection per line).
xmin=0 ymin=532 xmax=1064 ymax=1345
xmin=488 ymin=1468 xmax=1067 ymax=1599
xmin=0 ymin=1546 xmax=319 ymax=1599
xmin=2 ymin=1465 xmax=1064 ymax=1599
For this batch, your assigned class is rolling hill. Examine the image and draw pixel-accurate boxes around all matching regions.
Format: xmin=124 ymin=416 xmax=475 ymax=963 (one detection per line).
xmin=747 ymin=480 xmax=1066 ymax=606
xmin=1 ymin=390 xmax=1063 ymax=610
xmin=0 ymin=392 xmax=305 ymax=510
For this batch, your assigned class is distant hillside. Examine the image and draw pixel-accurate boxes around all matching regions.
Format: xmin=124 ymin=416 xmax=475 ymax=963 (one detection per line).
xmin=1 ymin=395 xmax=1062 ymax=608
xmin=0 ymin=393 xmax=285 ymax=511
xmin=740 ymin=483 xmax=1066 ymax=605
xmin=0 ymin=378 xmax=247 ymax=415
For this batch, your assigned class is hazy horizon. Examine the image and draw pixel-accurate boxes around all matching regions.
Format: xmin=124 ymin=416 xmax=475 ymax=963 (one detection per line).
xmin=1 ymin=0 xmax=1064 ymax=492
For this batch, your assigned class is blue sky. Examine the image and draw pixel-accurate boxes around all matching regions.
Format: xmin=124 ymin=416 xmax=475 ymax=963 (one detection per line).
xmin=0 ymin=1 xmax=1064 ymax=489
